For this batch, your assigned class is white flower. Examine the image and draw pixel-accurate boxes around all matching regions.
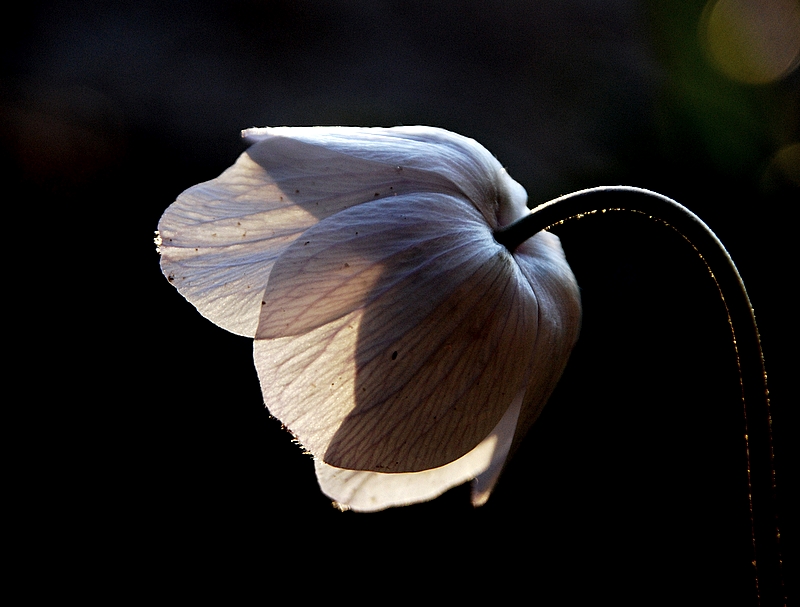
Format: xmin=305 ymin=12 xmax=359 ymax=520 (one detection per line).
xmin=157 ymin=126 xmax=581 ymax=511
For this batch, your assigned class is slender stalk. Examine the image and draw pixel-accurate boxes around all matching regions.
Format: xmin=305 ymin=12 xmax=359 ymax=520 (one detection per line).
xmin=495 ymin=186 xmax=783 ymax=606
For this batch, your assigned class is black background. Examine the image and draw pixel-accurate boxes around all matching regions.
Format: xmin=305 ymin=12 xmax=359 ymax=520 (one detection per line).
xmin=4 ymin=1 xmax=796 ymax=602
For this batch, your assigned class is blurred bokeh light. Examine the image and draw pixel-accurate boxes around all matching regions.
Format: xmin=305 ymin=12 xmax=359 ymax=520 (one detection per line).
xmin=700 ymin=0 xmax=800 ymax=85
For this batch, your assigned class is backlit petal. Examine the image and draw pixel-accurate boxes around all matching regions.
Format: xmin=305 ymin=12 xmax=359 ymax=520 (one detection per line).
xmin=243 ymin=126 xmax=529 ymax=228
xmin=159 ymin=126 xmax=519 ymax=336
xmin=511 ymin=232 xmax=582 ymax=451
xmin=314 ymin=386 xmax=524 ymax=512
xmin=254 ymin=193 xmax=541 ymax=472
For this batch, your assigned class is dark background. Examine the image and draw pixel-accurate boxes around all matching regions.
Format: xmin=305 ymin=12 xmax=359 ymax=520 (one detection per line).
xmin=4 ymin=1 xmax=796 ymax=601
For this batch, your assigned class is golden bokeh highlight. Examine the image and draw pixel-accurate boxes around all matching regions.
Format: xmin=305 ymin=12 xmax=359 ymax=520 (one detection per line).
xmin=700 ymin=0 xmax=800 ymax=84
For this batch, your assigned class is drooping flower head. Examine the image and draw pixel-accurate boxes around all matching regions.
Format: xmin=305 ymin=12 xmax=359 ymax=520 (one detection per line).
xmin=157 ymin=126 xmax=581 ymax=511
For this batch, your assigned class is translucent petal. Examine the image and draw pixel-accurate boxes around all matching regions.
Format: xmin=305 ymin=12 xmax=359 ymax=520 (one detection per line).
xmin=314 ymin=386 xmax=524 ymax=512
xmin=243 ymin=126 xmax=530 ymax=227
xmin=254 ymin=193 xmax=541 ymax=472
xmin=511 ymin=232 xmax=582 ymax=452
xmin=159 ymin=126 xmax=523 ymax=336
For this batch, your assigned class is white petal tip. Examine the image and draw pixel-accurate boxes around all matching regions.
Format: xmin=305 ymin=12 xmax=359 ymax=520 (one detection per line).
xmin=241 ymin=127 xmax=271 ymax=142
xmin=470 ymin=489 xmax=492 ymax=508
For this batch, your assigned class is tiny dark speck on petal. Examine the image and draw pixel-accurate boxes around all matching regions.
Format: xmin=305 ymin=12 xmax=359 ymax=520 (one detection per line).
xmin=295 ymin=189 xmax=300 ymax=193
xmin=391 ymin=351 xmax=398 ymax=360
xmin=374 ymin=192 xmax=380 ymax=197
xmin=304 ymin=241 xmax=310 ymax=245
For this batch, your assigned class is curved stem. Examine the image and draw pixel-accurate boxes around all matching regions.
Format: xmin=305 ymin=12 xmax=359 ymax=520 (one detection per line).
xmin=496 ymin=186 xmax=783 ymax=606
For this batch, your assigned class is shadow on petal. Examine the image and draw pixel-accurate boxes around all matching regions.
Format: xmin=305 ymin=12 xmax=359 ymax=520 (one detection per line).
xmin=315 ymin=386 xmax=525 ymax=512
xmin=255 ymin=192 xmax=540 ymax=472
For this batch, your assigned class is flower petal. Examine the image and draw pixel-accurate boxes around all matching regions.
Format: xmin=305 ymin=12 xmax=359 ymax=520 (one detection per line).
xmin=510 ymin=232 xmax=582 ymax=453
xmin=158 ymin=126 xmax=527 ymax=336
xmin=256 ymin=191 xmax=490 ymax=339
xmin=314 ymin=386 xmax=524 ymax=512
xmin=254 ymin=193 xmax=541 ymax=472
xmin=243 ymin=126 xmax=529 ymax=227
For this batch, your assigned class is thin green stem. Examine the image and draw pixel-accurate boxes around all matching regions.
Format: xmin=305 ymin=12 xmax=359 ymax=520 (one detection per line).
xmin=496 ymin=186 xmax=783 ymax=606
